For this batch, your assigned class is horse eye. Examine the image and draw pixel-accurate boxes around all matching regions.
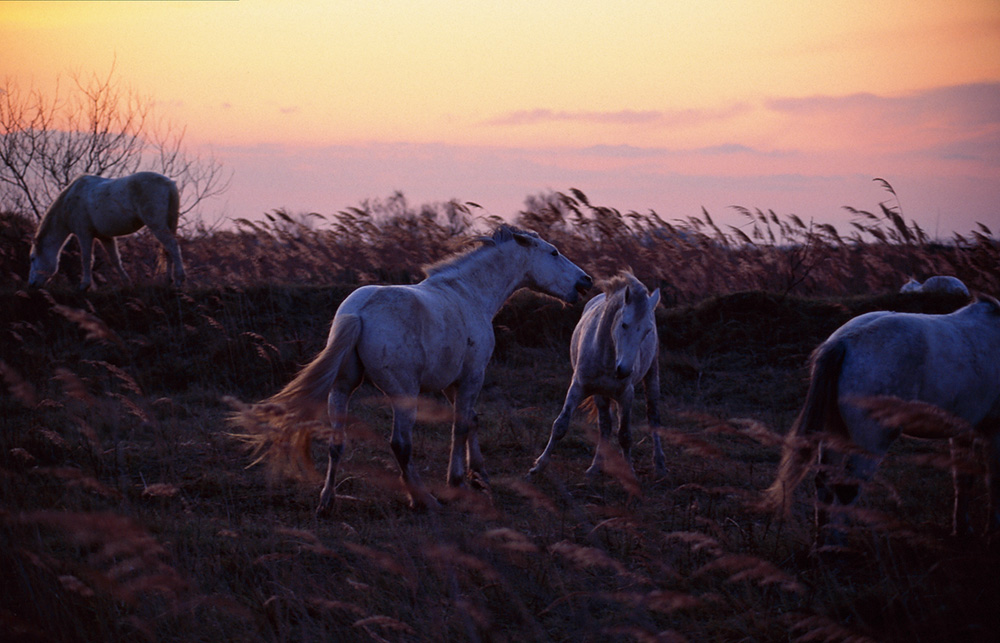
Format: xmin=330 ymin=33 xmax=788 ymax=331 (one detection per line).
xmin=550 ymin=250 xmax=559 ymax=257
xmin=621 ymin=322 xmax=629 ymax=330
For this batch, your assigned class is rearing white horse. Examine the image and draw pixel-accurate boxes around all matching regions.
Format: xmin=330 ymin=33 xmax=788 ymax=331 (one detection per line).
xmin=764 ymin=298 xmax=1000 ymax=546
xmin=236 ymin=225 xmax=592 ymax=514
xmin=529 ymin=272 xmax=666 ymax=480
xmin=28 ymin=172 xmax=185 ymax=289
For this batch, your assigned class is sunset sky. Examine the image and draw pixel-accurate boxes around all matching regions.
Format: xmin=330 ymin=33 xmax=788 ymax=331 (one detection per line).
xmin=3 ymin=0 xmax=999 ymax=236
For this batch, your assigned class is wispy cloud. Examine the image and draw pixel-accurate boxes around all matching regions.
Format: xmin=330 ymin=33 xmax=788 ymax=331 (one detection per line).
xmin=485 ymin=103 xmax=750 ymax=128
xmin=486 ymin=109 xmax=662 ymax=126
xmin=766 ymin=82 xmax=1000 ymax=129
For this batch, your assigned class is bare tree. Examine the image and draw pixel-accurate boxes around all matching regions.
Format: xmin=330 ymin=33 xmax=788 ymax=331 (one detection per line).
xmin=0 ymin=65 xmax=230 ymax=222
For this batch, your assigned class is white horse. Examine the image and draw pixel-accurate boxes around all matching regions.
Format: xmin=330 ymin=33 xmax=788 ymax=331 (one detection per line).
xmin=764 ymin=298 xmax=1000 ymax=546
xmin=238 ymin=225 xmax=592 ymax=514
xmin=28 ymin=172 xmax=185 ymax=289
xmin=528 ymin=272 xmax=666 ymax=480
xmin=900 ymin=276 xmax=969 ymax=297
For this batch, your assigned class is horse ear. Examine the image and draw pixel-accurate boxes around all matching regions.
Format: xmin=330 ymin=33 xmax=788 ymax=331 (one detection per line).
xmin=624 ymin=287 xmax=632 ymax=304
xmin=512 ymin=232 xmax=534 ymax=247
xmin=649 ymin=288 xmax=661 ymax=309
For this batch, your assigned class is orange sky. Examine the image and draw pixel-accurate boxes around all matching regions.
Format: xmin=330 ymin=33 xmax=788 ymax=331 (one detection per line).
xmin=2 ymin=0 xmax=999 ymax=233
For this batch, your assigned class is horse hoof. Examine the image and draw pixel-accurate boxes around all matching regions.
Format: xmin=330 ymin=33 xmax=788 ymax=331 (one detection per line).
xmin=315 ymin=497 xmax=335 ymax=518
xmin=410 ymin=494 xmax=441 ymax=512
xmin=468 ymin=471 xmax=490 ymax=490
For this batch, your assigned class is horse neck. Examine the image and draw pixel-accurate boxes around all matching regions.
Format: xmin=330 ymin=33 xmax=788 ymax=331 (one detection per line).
xmin=426 ymin=245 xmax=528 ymax=318
xmin=596 ymin=296 xmax=623 ymax=361
xmin=35 ymin=201 xmax=71 ymax=250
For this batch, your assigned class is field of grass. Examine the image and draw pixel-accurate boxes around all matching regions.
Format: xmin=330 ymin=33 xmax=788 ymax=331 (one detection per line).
xmin=1 ymin=191 xmax=998 ymax=642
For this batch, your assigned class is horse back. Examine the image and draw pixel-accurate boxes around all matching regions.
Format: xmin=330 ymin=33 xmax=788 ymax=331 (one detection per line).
xmin=837 ymin=305 xmax=1000 ymax=428
xmin=78 ymin=173 xmax=178 ymax=237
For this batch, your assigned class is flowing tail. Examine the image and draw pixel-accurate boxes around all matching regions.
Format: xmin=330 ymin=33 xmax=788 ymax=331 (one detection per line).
xmin=761 ymin=340 xmax=847 ymax=513
xmin=229 ymin=314 xmax=362 ymax=478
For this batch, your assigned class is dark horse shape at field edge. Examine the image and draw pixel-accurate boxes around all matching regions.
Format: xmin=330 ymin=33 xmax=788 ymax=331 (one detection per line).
xmin=528 ymin=271 xmax=666 ymax=480
xmin=28 ymin=172 xmax=185 ymax=289
xmin=763 ymin=298 xmax=1000 ymax=547
xmin=234 ymin=225 xmax=592 ymax=514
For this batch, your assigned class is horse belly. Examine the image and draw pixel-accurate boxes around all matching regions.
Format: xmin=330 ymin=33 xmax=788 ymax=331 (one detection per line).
xmin=87 ymin=190 xmax=145 ymax=236
xmin=355 ymin=324 xmax=467 ymax=395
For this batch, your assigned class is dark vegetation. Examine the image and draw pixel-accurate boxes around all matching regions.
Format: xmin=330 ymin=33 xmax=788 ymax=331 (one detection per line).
xmin=1 ymin=188 xmax=998 ymax=641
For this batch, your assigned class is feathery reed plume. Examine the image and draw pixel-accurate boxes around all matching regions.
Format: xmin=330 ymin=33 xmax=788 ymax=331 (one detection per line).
xmin=694 ymin=554 xmax=804 ymax=594
xmin=51 ymin=304 xmax=123 ymax=346
xmin=783 ymin=612 xmax=878 ymax=643
xmin=0 ymin=359 xmax=38 ymax=406
xmin=849 ymin=395 xmax=973 ymax=439
xmin=13 ymin=510 xmax=188 ymax=603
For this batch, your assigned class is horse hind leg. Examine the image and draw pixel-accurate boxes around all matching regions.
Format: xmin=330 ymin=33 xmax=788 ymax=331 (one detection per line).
xmin=983 ymin=430 xmax=1000 ymax=539
xmin=148 ymin=226 xmax=185 ymax=286
xmin=815 ymin=445 xmax=881 ymax=549
xmin=950 ymin=435 xmax=977 ymax=536
xmin=98 ymin=237 xmax=131 ymax=284
xmin=316 ymin=387 xmax=352 ymax=517
xmin=390 ymin=397 xmax=438 ymax=510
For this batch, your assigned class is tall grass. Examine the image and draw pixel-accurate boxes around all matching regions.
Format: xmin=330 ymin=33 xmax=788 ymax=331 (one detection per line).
xmin=0 ymin=187 xmax=997 ymax=641
xmin=5 ymin=182 xmax=995 ymax=298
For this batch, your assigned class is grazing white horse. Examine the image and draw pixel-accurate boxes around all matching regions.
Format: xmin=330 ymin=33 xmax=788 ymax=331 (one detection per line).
xmin=900 ymin=276 xmax=969 ymax=297
xmin=764 ymin=298 xmax=1000 ymax=546
xmin=528 ymin=272 xmax=666 ymax=479
xmin=28 ymin=172 xmax=185 ymax=289
xmin=239 ymin=225 xmax=592 ymax=514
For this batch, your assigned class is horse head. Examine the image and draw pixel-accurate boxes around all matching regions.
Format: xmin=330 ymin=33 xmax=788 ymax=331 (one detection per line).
xmin=510 ymin=228 xmax=592 ymax=303
xmin=27 ymin=240 xmax=60 ymax=287
xmin=609 ymin=276 xmax=660 ymax=380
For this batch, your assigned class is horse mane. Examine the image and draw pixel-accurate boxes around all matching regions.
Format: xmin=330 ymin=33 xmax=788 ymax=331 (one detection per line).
xmin=423 ymin=224 xmax=538 ymax=277
xmin=975 ymin=293 xmax=1000 ymax=314
xmin=599 ymin=271 xmax=644 ymax=297
xmin=34 ymin=179 xmax=77 ymax=242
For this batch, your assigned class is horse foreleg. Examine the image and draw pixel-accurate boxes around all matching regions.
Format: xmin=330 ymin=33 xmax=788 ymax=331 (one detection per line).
xmin=317 ymin=388 xmax=351 ymax=517
xmin=528 ymin=381 xmax=584 ymax=477
xmin=78 ymin=234 xmax=95 ymax=290
xmin=98 ymin=237 xmax=131 ymax=284
xmin=465 ymin=412 xmax=489 ymax=487
xmin=643 ymin=366 xmax=667 ymax=476
xmin=585 ymin=395 xmax=615 ymax=478
xmin=390 ymin=398 xmax=436 ymax=510
xmin=447 ymin=417 xmax=471 ymax=487
xmin=444 ymin=381 xmax=484 ymax=487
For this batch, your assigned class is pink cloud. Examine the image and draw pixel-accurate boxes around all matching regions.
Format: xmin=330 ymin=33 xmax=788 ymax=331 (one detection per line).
xmin=485 ymin=103 xmax=750 ymax=128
